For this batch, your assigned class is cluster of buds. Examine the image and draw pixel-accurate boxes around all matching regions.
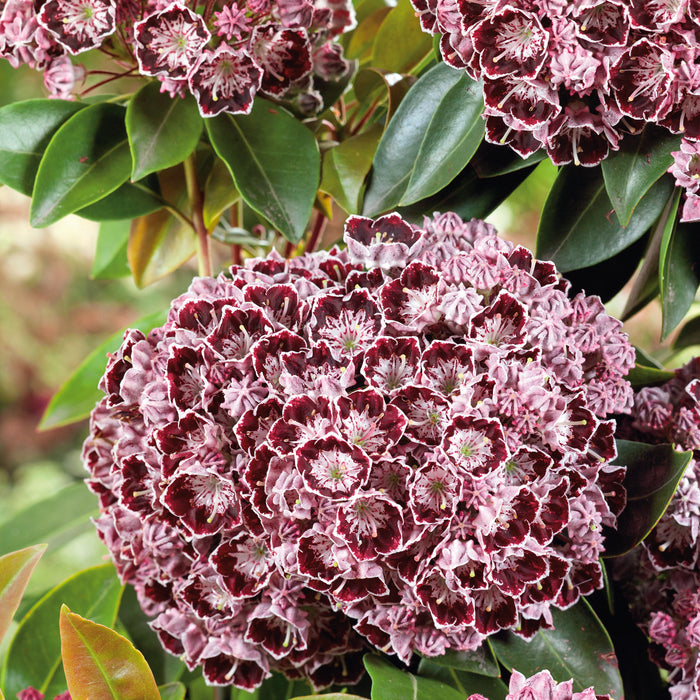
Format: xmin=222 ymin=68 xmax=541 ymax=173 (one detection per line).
xmin=614 ymin=358 xmax=700 ymax=699
xmin=669 ymin=138 xmax=700 ymax=222
xmin=411 ymin=0 xmax=700 ymax=167
xmin=468 ymin=669 xmax=611 ymax=700
xmin=83 ymin=211 xmax=634 ymax=688
xmin=0 ymin=0 xmax=354 ymax=114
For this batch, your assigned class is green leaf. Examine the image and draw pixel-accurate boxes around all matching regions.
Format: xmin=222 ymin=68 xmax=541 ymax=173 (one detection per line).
xmin=603 ymin=439 xmax=693 ymax=557
xmin=321 ymin=125 xmax=382 ymax=214
xmin=91 ymin=220 xmax=131 ymax=279
xmin=30 ymin=103 xmax=132 ymax=227
xmin=206 ymin=98 xmax=320 ymax=243
xmin=2 ymin=564 xmax=123 ymax=699
xmin=659 ymin=214 xmax=700 ymax=340
xmin=60 ymin=606 xmax=160 ymax=700
xmin=352 ymin=68 xmax=416 ymax=128
xmin=0 ymin=483 xmax=97 ymax=558
xmin=601 ymin=126 xmax=681 ymax=226
xmin=38 ymin=309 xmax=168 ymax=430
xmin=673 ymin=314 xmax=700 ymax=351
xmin=371 ymin=0 xmax=433 ymax=74
xmin=290 ymin=696 xmax=367 ymax=700
xmin=471 ymin=141 xmax=546 ymax=178
xmin=491 ymin=599 xmax=623 ymax=699
xmin=536 ymin=166 xmax=674 ymax=272
xmin=424 ymin=641 xmax=500 ymax=676
xmin=0 ymin=545 xmax=46 ymax=646
xmin=364 ymin=654 xmax=466 ymax=700
xmin=159 ymin=683 xmax=187 ymax=700
xmin=417 ymin=658 xmax=508 ymax=700
xmin=127 ymin=82 xmax=203 ymax=180
xmin=363 ymin=62 xmax=484 ymax=216
xmin=346 ymin=5 xmax=392 ymax=61
xmin=625 ymin=364 xmax=675 ymax=388
xmin=202 ymin=158 xmax=239 ymax=231
xmin=77 ymin=175 xmax=163 ymax=221
xmin=0 ymin=99 xmax=85 ymax=195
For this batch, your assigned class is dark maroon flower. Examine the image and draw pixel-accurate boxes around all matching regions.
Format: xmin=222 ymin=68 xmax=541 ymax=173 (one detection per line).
xmin=37 ymin=0 xmax=115 ymax=54
xmin=251 ymin=25 xmax=312 ymax=97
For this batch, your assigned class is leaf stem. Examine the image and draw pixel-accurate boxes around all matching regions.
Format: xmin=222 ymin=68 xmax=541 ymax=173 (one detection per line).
xmin=184 ymin=153 xmax=212 ymax=277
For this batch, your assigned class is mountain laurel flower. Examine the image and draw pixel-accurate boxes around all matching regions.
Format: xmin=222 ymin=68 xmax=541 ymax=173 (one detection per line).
xmin=467 ymin=669 xmax=611 ymax=700
xmin=669 ymin=138 xmax=700 ymax=222
xmin=83 ymin=211 xmax=633 ymax=689
xmin=37 ymin=0 xmax=116 ymax=55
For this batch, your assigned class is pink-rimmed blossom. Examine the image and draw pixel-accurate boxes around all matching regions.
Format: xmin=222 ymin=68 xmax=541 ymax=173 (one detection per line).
xmin=84 ymin=211 xmax=633 ymax=689
xmin=37 ymin=0 xmax=116 ymax=55
xmin=466 ymin=669 xmax=612 ymax=699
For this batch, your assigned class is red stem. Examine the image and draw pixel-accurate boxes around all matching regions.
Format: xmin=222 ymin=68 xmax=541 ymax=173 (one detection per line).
xmin=304 ymin=210 xmax=328 ymax=254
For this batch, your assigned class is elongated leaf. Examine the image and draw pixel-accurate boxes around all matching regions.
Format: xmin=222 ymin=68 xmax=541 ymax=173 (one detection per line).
xmin=77 ymin=176 xmax=163 ymax=221
xmin=206 ymin=99 xmax=319 ymax=243
xmin=353 ymin=68 xmax=416 ymax=129
xmin=2 ymin=564 xmax=123 ymax=699
xmin=603 ymin=439 xmax=692 ymax=557
xmin=91 ymin=220 xmax=131 ymax=279
xmin=39 ymin=309 xmax=168 ymax=430
xmin=602 ymin=126 xmax=680 ymax=226
xmin=424 ymin=641 xmax=499 ymax=676
xmin=674 ymin=314 xmax=700 ymax=351
xmin=364 ymin=654 xmax=465 ymax=700
xmin=291 ymin=696 xmax=367 ymax=700
xmin=471 ymin=141 xmax=546 ymax=178
xmin=321 ymin=125 xmax=382 ymax=214
xmin=0 ymin=99 xmax=85 ymax=195
xmin=625 ymin=364 xmax=675 ymax=387
xmin=660 ymin=216 xmax=700 ymax=339
xmin=159 ymin=683 xmax=187 ymax=700
xmin=30 ymin=103 xmax=132 ymax=227
xmin=537 ymin=166 xmax=673 ymax=271
xmin=363 ymin=62 xmax=484 ymax=216
xmin=202 ymin=158 xmax=239 ymax=231
xmin=127 ymin=82 xmax=202 ymax=180
xmin=60 ymin=606 xmax=160 ymax=700
xmin=346 ymin=5 xmax=392 ymax=60
xmin=371 ymin=0 xmax=433 ymax=74
xmin=0 ymin=545 xmax=46 ymax=646
xmin=417 ymin=658 xmax=508 ymax=700
xmin=491 ymin=599 xmax=623 ymax=699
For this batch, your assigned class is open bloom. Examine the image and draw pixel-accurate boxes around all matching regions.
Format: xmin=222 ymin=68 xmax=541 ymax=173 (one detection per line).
xmin=83 ymin=211 xmax=633 ymax=689
xmin=468 ymin=669 xmax=611 ymax=700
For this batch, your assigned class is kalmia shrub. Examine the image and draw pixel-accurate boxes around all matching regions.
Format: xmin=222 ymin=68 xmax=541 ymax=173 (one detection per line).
xmin=0 ymin=0 xmax=355 ymax=115
xmin=614 ymin=358 xmax=700 ymax=700
xmin=83 ymin=212 xmax=635 ymax=688
xmin=410 ymin=0 xmax=700 ymax=169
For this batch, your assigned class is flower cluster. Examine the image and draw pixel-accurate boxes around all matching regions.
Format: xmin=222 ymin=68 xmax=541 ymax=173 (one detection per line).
xmin=0 ymin=0 xmax=354 ymax=115
xmin=613 ymin=358 xmax=700 ymax=699
xmin=669 ymin=138 xmax=700 ymax=222
xmin=411 ymin=0 xmax=700 ymax=166
xmin=18 ymin=690 xmax=71 ymax=700
xmin=468 ymin=669 xmax=611 ymax=700
xmin=83 ymin=211 xmax=634 ymax=688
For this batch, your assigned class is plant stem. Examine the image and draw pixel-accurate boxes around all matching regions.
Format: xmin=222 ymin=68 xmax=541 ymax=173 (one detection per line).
xmin=184 ymin=153 xmax=212 ymax=277
xmin=304 ymin=210 xmax=328 ymax=254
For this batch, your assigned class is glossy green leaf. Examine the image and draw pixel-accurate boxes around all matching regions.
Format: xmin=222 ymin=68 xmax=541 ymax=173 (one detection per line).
xmin=424 ymin=641 xmax=500 ymax=676
xmin=159 ymin=683 xmax=186 ymax=700
xmin=491 ymin=599 xmax=623 ymax=699
xmin=603 ymin=439 xmax=692 ymax=557
xmin=346 ymin=5 xmax=392 ymax=60
xmin=371 ymin=0 xmax=433 ymax=74
xmin=0 ymin=483 xmax=97 ymax=558
xmin=2 ymin=564 xmax=123 ymax=699
xmin=0 ymin=545 xmax=46 ymax=646
xmin=38 ymin=309 xmax=168 ymax=430
xmin=537 ymin=166 xmax=673 ymax=272
xmin=417 ymin=658 xmax=508 ymax=700
xmin=202 ymin=158 xmax=239 ymax=231
xmin=30 ymin=103 xmax=132 ymax=227
xmin=77 ymin=176 xmax=163 ymax=221
xmin=321 ymin=125 xmax=381 ymax=214
xmin=674 ymin=314 xmax=700 ymax=351
xmin=471 ymin=142 xmax=546 ymax=178
xmin=290 ymin=695 xmax=367 ymax=700
xmin=0 ymin=99 xmax=85 ymax=195
xmin=206 ymin=99 xmax=319 ymax=243
xmin=602 ymin=126 xmax=681 ymax=226
xmin=660 ymin=214 xmax=700 ymax=340
xmin=127 ymin=82 xmax=203 ymax=180
xmin=91 ymin=219 xmax=131 ymax=279
xmin=363 ymin=62 xmax=484 ymax=216
xmin=60 ymin=606 xmax=160 ymax=700
xmin=625 ymin=364 xmax=675 ymax=387
xmin=364 ymin=654 xmax=466 ymax=700
xmin=352 ymin=68 xmax=416 ymax=128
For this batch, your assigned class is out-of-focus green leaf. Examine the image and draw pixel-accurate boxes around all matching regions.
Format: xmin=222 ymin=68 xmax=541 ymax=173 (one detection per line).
xmin=30 ymin=103 xmax=132 ymax=227
xmin=346 ymin=5 xmax=392 ymax=60
xmin=38 ymin=309 xmax=168 ymax=430
xmin=660 ymin=212 xmax=700 ymax=340
xmin=352 ymin=68 xmax=416 ymax=128
xmin=202 ymin=158 xmax=239 ymax=231
xmin=364 ymin=654 xmax=466 ymax=700
xmin=417 ymin=658 xmax=508 ymax=700
xmin=674 ymin=314 xmax=700 ymax=351
xmin=159 ymin=683 xmax=187 ymax=700
xmin=206 ymin=98 xmax=319 ymax=243
xmin=625 ymin=365 xmax=675 ymax=387
xmin=77 ymin=176 xmax=163 ymax=221
xmin=371 ymin=0 xmax=433 ymax=74
xmin=471 ymin=142 xmax=546 ymax=178
xmin=2 ymin=564 xmax=123 ymax=700
xmin=537 ymin=166 xmax=673 ymax=271
xmin=290 ymin=695 xmax=367 ymax=700
xmin=60 ymin=606 xmax=160 ymax=700
xmin=0 ymin=545 xmax=46 ymax=646
xmin=602 ymin=126 xmax=680 ymax=226
xmin=363 ymin=62 xmax=484 ymax=216
xmin=127 ymin=81 xmax=202 ymax=180
xmin=603 ymin=440 xmax=692 ymax=558
xmin=91 ymin=219 xmax=131 ymax=279
xmin=491 ymin=599 xmax=623 ymax=699
xmin=0 ymin=99 xmax=85 ymax=195
xmin=423 ymin=641 xmax=500 ymax=676
xmin=322 ymin=125 xmax=381 ymax=214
